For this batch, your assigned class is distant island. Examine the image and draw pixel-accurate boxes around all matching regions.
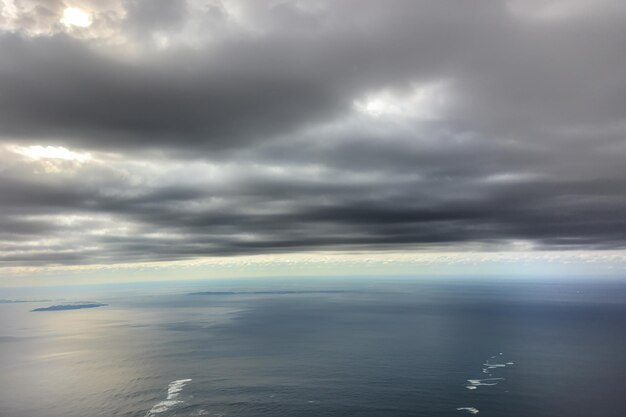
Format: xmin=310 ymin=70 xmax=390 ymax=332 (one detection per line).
xmin=31 ymin=303 xmax=108 ymax=312
xmin=0 ymin=299 xmax=52 ymax=304
xmin=189 ymin=290 xmax=351 ymax=296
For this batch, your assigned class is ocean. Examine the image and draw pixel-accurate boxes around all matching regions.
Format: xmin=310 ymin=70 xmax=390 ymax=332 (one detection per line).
xmin=1 ymin=277 xmax=625 ymax=417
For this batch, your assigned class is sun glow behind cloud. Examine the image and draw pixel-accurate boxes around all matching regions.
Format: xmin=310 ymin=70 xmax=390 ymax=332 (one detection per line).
xmin=354 ymin=82 xmax=449 ymax=120
xmin=61 ymin=7 xmax=92 ymax=28
xmin=11 ymin=145 xmax=92 ymax=162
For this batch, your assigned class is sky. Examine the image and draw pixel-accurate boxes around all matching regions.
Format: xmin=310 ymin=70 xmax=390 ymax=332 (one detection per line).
xmin=1 ymin=0 xmax=625 ymax=286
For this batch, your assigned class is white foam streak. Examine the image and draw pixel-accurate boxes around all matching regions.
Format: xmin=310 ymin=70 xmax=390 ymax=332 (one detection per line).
xmin=467 ymin=377 xmax=505 ymax=387
xmin=147 ymin=400 xmax=183 ymax=414
xmin=167 ymin=378 xmax=192 ymax=400
xmin=145 ymin=379 xmax=192 ymax=416
xmin=483 ymin=363 xmax=506 ymax=367
xmin=457 ymin=407 xmax=479 ymax=414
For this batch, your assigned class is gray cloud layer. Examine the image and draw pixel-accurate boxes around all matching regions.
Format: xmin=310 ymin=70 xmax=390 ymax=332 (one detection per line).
xmin=1 ymin=0 xmax=625 ymax=267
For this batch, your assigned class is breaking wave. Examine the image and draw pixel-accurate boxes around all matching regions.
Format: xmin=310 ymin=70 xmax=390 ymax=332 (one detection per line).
xmin=457 ymin=407 xmax=479 ymax=414
xmin=145 ymin=379 xmax=192 ymax=416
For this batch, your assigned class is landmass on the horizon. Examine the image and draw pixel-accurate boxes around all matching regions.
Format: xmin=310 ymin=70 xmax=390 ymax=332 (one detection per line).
xmin=189 ymin=290 xmax=352 ymax=296
xmin=31 ymin=303 xmax=108 ymax=312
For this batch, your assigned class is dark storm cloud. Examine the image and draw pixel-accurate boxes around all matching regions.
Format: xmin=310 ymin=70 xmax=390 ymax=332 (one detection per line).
xmin=0 ymin=0 xmax=523 ymax=149
xmin=1 ymin=0 xmax=625 ymax=267
xmin=1 ymin=158 xmax=625 ymax=265
xmin=0 ymin=1 xmax=623 ymax=151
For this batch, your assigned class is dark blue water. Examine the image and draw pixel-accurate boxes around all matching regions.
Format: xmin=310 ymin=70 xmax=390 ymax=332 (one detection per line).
xmin=1 ymin=278 xmax=625 ymax=417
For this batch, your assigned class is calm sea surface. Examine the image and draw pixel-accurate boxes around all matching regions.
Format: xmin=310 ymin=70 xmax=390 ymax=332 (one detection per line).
xmin=1 ymin=278 xmax=625 ymax=417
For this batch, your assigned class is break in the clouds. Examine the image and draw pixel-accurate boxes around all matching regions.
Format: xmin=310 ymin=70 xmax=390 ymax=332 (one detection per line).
xmin=1 ymin=0 xmax=625 ymax=269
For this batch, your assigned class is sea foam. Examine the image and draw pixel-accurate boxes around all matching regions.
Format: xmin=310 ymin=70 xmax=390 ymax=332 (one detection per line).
xmin=467 ymin=377 xmax=504 ymax=387
xmin=457 ymin=407 xmax=479 ymax=414
xmin=145 ymin=379 xmax=192 ymax=416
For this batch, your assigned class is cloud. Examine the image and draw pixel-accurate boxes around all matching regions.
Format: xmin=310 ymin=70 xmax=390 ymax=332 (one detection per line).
xmin=0 ymin=1 xmax=522 ymax=150
xmin=0 ymin=0 xmax=625 ymax=268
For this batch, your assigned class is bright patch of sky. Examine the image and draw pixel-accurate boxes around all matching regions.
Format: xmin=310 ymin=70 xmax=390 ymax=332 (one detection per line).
xmin=61 ymin=7 xmax=92 ymax=28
